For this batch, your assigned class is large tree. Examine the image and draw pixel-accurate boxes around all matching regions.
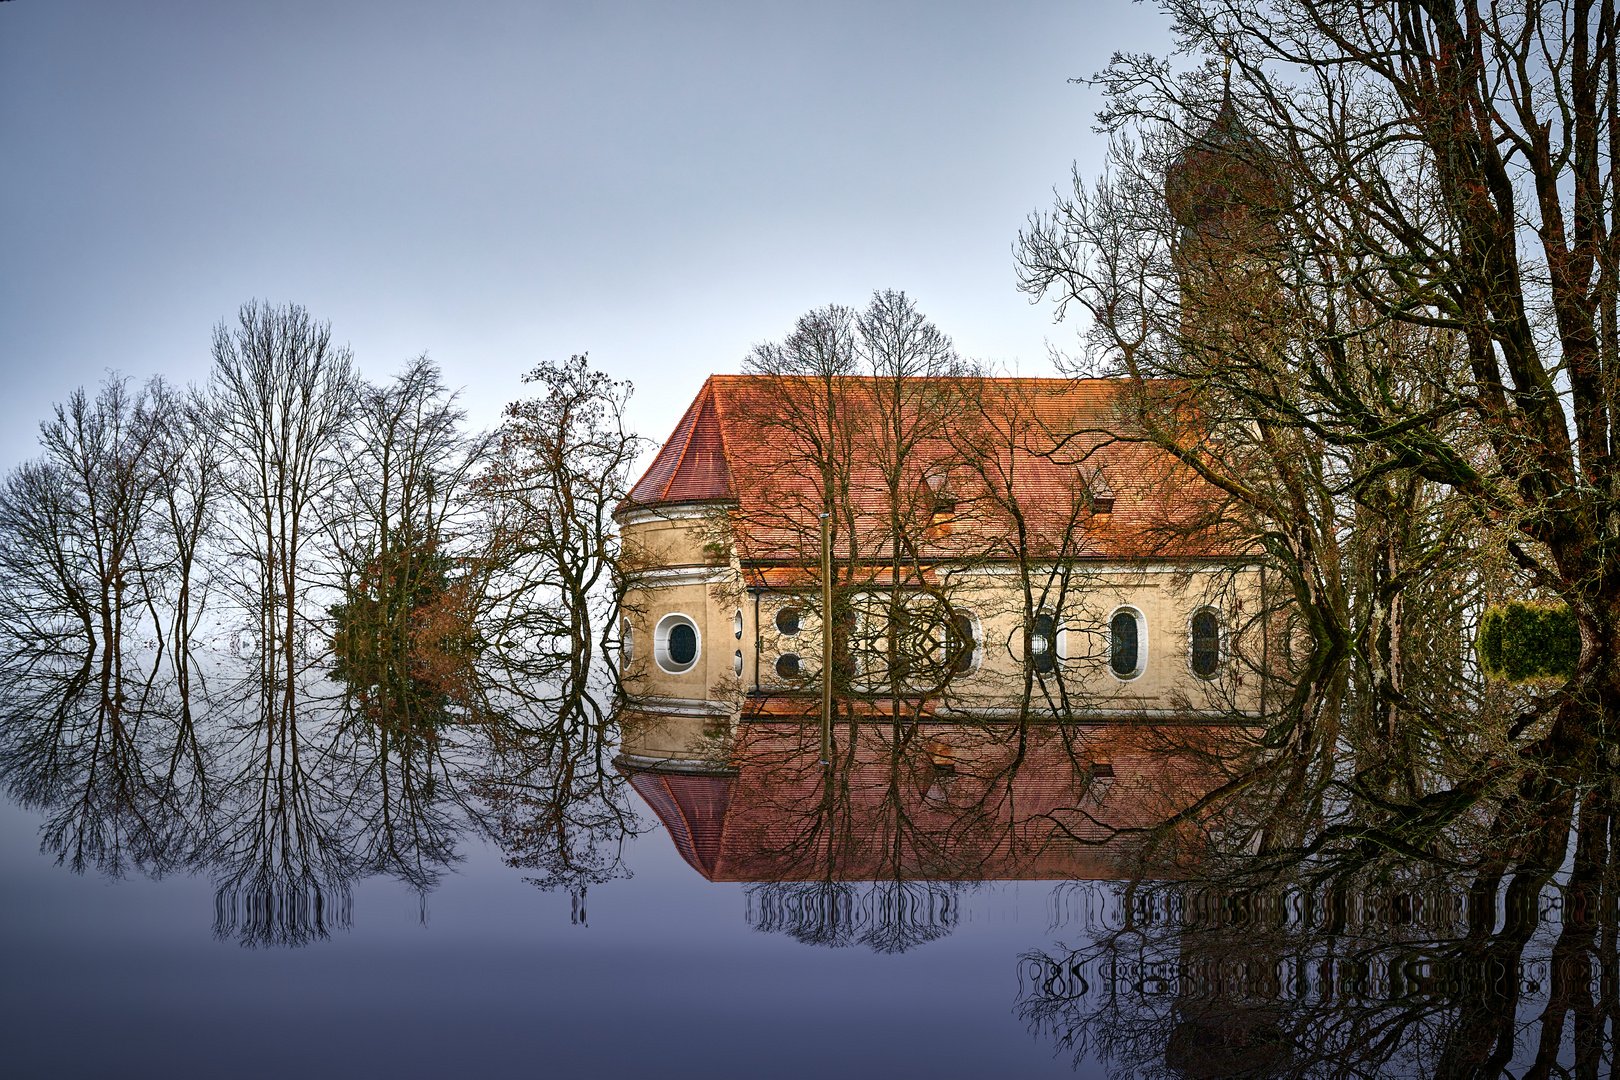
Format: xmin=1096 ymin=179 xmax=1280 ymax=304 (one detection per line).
xmin=1020 ymin=0 xmax=1619 ymax=732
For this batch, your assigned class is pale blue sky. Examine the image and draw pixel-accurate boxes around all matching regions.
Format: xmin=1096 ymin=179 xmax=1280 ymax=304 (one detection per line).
xmin=0 ymin=0 xmax=1172 ymax=464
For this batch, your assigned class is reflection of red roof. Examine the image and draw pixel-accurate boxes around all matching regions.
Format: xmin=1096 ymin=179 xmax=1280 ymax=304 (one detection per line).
xmin=619 ymin=375 xmax=1235 ymax=561
xmin=625 ymin=770 xmax=733 ymax=878
xmin=623 ymin=720 xmax=1228 ymax=883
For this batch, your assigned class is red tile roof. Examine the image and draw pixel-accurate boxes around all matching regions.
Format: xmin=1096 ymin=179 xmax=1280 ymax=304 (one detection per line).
xmin=624 ymin=377 xmax=735 ymax=507
xmin=621 ymin=374 xmax=1238 ymax=561
xmin=625 ymin=770 xmax=732 ymax=878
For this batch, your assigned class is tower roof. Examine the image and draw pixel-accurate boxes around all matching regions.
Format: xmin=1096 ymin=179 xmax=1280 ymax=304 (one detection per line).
xmin=1165 ymin=95 xmax=1282 ymax=232
xmin=624 ymin=768 xmax=733 ymax=878
xmin=623 ymin=375 xmax=735 ymax=507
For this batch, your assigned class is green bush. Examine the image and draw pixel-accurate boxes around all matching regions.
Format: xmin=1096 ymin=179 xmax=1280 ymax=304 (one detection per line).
xmin=1477 ymin=601 xmax=1581 ymax=683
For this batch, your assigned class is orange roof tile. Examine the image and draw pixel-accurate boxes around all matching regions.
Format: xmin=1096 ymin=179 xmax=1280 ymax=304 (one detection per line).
xmin=624 ymin=376 xmax=735 ymax=506
xmin=625 ymin=769 xmax=732 ymax=878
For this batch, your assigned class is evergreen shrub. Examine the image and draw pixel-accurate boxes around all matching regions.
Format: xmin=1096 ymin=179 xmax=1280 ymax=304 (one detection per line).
xmin=1477 ymin=601 xmax=1580 ymax=683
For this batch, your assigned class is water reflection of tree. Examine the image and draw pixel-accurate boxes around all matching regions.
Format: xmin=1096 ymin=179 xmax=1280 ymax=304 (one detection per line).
xmin=1012 ymin=635 xmax=1617 ymax=1076
xmin=733 ymin=708 xmax=964 ymax=954
xmin=467 ymin=672 xmax=642 ymax=897
xmin=0 ymin=643 xmax=214 ymax=880
xmin=748 ymin=878 xmax=960 ymax=953
xmin=209 ymin=670 xmax=354 ymax=948
xmin=1021 ymin=856 xmax=1616 ymax=1078
xmin=0 ymin=632 xmax=643 ymax=948
xmin=327 ymin=683 xmax=467 ymax=897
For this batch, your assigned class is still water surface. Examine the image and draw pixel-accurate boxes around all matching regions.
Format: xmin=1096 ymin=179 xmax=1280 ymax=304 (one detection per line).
xmin=0 ymin=656 xmax=1117 ymax=1079
xmin=2 ymin=653 xmax=1611 ymax=1079
xmin=2 ymin=795 xmax=1088 ymax=1078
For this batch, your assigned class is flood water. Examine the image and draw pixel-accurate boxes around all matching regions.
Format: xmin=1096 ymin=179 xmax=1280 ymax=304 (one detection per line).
xmin=1 ymin=649 xmax=1613 ymax=1079
xmin=0 ymin=659 xmax=1098 ymax=1079
xmin=2 ymin=793 xmax=1088 ymax=1079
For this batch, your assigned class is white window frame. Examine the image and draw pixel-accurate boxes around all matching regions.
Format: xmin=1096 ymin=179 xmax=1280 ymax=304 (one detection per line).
xmin=654 ymin=613 xmax=702 ymax=674
xmin=946 ymin=608 xmax=983 ymax=678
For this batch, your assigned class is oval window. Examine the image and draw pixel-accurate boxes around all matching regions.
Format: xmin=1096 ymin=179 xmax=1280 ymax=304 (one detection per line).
xmin=621 ymin=621 xmax=634 ymax=663
xmin=654 ymin=614 xmax=701 ymax=673
xmin=775 ymin=607 xmax=801 ymax=636
xmin=1030 ymin=611 xmax=1056 ymax=674
xmin=734 ymin=610 xmax=744 ymax=639
xmin=668 ymin=624 xmax=697 ymax=665
xmin=1190 ymin=609 xmax=1220 ymax=679
xmin=1110 ymin=610 xmax=1140 ymax=677
xmin=775 ymin=653 xmax=801 ymax=680
xmin=733 ymin=649 xmax=744 ymax=677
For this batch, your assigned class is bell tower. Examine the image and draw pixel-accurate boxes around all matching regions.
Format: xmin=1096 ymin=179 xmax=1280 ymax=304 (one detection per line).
xmin=1164 ymin=68 xmax=1287 ymax=386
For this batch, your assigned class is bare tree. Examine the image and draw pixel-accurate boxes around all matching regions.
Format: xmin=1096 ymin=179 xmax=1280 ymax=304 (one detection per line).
xmin=478 ymin=354 xmax=646 ymax=686
xmin=146 ymin=378 xmax=221 ymax=667
xmin=0 ymin=378 xmax=168 ymax=670
xmin=851 ymin=291 xmax=976 ymax=699
xmin=1019 ymin=0 xmax=1620 ymax=730
xmin=329 ymin=356 xmax=485 ymax=604
xmin=731 ymin=292 xmax=980 ymax=698
xmin=0 ymin=460 xmax=98 ymax=652
xmin=209 ymin=301 xmax=356 ymax=699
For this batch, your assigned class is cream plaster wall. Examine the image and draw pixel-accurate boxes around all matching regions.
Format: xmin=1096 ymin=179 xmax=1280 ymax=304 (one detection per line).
xmin=617 ymin=504 xmax=1264 ymax=734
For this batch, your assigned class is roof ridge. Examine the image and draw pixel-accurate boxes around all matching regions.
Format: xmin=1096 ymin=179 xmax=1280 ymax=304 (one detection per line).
xmin=706 ymin=373 xmax=1133 ymax=386
xmin=664 ymin=772 xmax=730 ymax=878
xmin=705 ymin=372 xmax=733 ymax=460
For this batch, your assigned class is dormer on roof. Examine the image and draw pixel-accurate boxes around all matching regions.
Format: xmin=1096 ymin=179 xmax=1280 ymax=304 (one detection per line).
xmin=1081 ymin=465 xmax=1115 ymax=516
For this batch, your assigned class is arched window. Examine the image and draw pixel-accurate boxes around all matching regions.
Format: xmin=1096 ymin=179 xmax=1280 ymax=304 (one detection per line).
xmin=948 ymin=611 xmax=980 ymax=675
xmin=1030 ymin=611 xmax=1057 ymax=675
xmin=1110 ymin=608 xmax=1143 ymax=679
xmin=775 ymin=607 xmax=801 ymax=636
xmin=775 ymin=653 xmax=802 ymax=680
xmin=1190 ymin=608 xmax=1220 ymax=679
xmin=654 ymin=614 xmax=701 ymax=674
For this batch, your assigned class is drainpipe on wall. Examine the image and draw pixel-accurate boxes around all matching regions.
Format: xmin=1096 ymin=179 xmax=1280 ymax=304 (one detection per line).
xmin=1259 ymin=563 xmax=1268 ymax=720
xmin=820 ymin=512 xmax=832 ymax=768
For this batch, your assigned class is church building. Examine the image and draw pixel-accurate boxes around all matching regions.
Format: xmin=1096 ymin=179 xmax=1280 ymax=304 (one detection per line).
xmin=614 ymin=94 xmax=1274 ymax=773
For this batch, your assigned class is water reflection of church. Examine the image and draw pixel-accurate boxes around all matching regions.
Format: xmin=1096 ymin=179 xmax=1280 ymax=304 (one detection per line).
xmin=617 ymin=705 xmax=1225 ymax=887
xmin=607 ymin=91 xmax=1283 ymax=968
